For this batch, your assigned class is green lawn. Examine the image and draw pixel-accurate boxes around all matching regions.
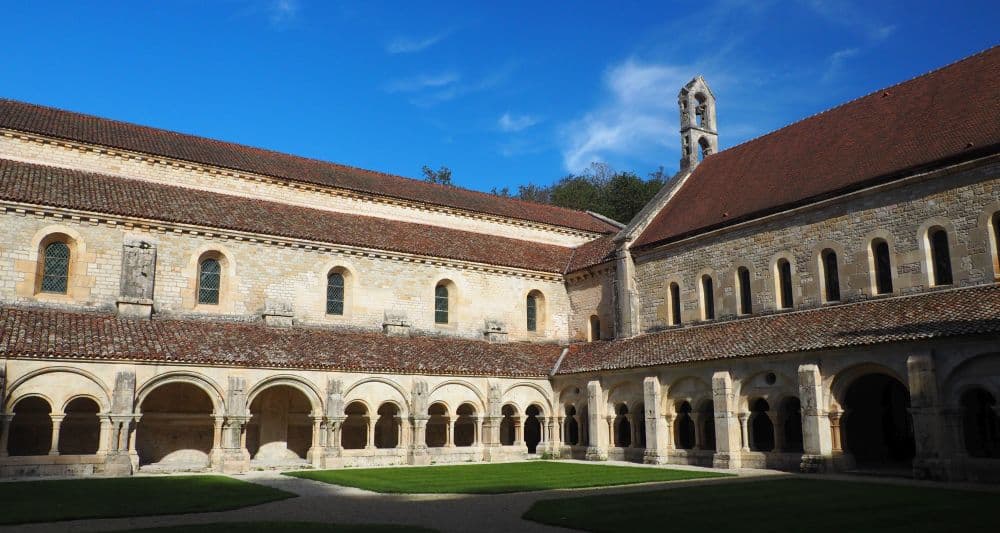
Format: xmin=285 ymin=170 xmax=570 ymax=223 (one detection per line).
xmin=128 ymin=522 xmax=436 ymax=533
xmin=285 ymin=461 xmax=730 ymax=494
xmin=523 ymin=478 xmax=997 ymax=533
xmin=0 ymin=475 xmax=294 ymax=525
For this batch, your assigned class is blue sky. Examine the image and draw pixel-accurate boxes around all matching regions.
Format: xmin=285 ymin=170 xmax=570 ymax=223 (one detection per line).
xmin=2 ymin=1 xmax=997 ymax=193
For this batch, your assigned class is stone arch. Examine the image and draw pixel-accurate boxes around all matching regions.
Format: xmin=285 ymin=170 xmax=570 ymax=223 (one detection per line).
xmin=246 ymin=383 xmax=315 ymax=463
xmin=736 ymin=369 xmax=797 ymax=412
xmin=341 ymin=400 xmax=369 ymax=450
xmin=863 ymin=230 xmax=898 ymax=296
xmin=426 ymin=401 xmax=449 ymax=448
xmin=525 ymin=288 xmax=547 ymax=333
xmin=183 ymin=243 xmax=239 ymax=312
xmin=500 ymin=403 xmax=519 ymax=445
xmin=246 ymin=375 xmax=323 ymax=415
xmin=613 ymin=403 xmax=631 ymax=448
xmin=665 ymin=376 xmax=712 ymax=412
xmin=524 ymin=404 xmax=544 ymax=453
xmin=563 ymin=403 xmax=581 ymax=445
xmin=454 ymin=402 xmax=478 ymax=447
xmin=943 ymin=353 xmax=1000 ymax=407
xmin=748 ymin=397 xmax=775 ymax=452
xmin=320 ymin=260 xmax=357 ymax=318
xmin=960 ymin=388 xmax=1000 ymax=458
xmin=503 ymin=382 xmax=552 ymax=416
xmin=7 ymin=395 xmax=53 ymax=456
xmin=830 ymin=363 xmax=906 ymax=408
xmin=374 ymin=401 xmax=402 ymax=449
xmin=605 ymin=380 xmax=640 ymax=413
xmin=674 ymin=400 xmax=696 ymax=449
xmin=344 ymin=377 xmax=409 ymax=417
xmin=137 ymin=381 xmax=215 ymax=468
xmin=5 ymin=366 xmax=111 ymax=414
xmin=136 ymin=372 xmax=225 ymax=415
xmin=59 ymin=396 xmax=101 ymax=455
xmin=833 ymin=364 xmax=914 ymax=466
xmin=430 ymin=380 xmax=487 ymax=413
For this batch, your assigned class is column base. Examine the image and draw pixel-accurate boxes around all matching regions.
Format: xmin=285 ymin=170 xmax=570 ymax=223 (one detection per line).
xmin=799 ymin=454 xmax=831 ymax=473
xmin=712 ymin=452 xmax=741 ymax=469
xmin=642 ymin=450 xmax=670 ymax=465
xmin=103 ymin=452 xmax=134 ymax=476
xmin=585 ymin=446 xmax=608 ymax=461
xmin=409 ymin=446 xmax=431 ymax=466
xmin=215 ymin=449 xmax=250 ymax=474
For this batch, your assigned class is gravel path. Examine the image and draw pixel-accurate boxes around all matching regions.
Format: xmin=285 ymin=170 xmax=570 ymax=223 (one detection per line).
xmin=0 ymin=462 xmax=796 ymax=533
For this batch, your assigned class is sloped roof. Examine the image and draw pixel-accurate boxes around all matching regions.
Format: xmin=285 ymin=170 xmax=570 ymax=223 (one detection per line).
xmin=0 ymin=99 xmax=616 ymax=234
xmin=559 ymin=284 xmax=1000 ymax=373
xmin=0 ymin=159 xmax=576 ymax=273
xmin=0 ymin=306 xmax=563 ymax=378
xmin=635 ymin=46 xmax=1000 ymax=249
xmin=564 ymin=234 xmax=617 ymax=273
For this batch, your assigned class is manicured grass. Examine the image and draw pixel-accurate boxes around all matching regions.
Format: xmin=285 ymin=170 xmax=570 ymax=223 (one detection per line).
xmin=0 ymin=475 xmax=295 ymax=525
xmin=128 ymin=522 xmax=436 ymax=533
xmin=285 ymin=461 xmax=730 ymax=494
xmin=523 ymin=478 xmax=996 ymax=532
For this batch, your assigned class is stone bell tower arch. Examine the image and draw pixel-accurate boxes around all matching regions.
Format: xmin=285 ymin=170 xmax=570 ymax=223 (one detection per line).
xmin=678 ymin=76 xmax=718 ymax=170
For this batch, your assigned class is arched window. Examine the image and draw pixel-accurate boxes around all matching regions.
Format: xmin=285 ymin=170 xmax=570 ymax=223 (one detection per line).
xmin=326 ymin=272 xmax=345 ymax=315
xmin=701 ymin=275 xmax=715 ymax=320
xmin=669 ymin=282 xmax=682 ymax=326
xmin=872 ymin=239 xmax=893 ymax=294
xmin=928 ymin=228 xmax=953 ymax=286
xmin=589 ymin=315 xmax=601 ymax=341
xmin=737 ymin=267 xmax=752 ymax=315
xmin=434 ymin=283 xmax=449 ymax=324
xmin=776 ymin=259 xmax=793 ymax=309
xmin=526 ymin=293 xmax=538 ymax=332
xmin=197 ymin=258 xmax=221 ymax=305
xmin=41 ymin=241 xmax=70 ymax=294
xmin=698 ymin=137 xmax=711 ymax=161
xmin=821 ymin=249 xmax=841 ymax=302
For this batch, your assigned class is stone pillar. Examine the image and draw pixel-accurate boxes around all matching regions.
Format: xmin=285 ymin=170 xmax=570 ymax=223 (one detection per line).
xmin=395 ymin=417 xmax=404 ymax=449
xmin=409 ymin=416 xmax=430 ymax=465
xmin=798 ymin=364 xmax=832 ymax=472
xmin=308 ymin=415 xmax=324 ymax=465
xmin=773 ymin=416 xmax=785 ymax=452
xmin=692 ymin=414 xmax=703 ymax=450
xmin=446 ymin=417 xmax=455 ymax=448
xmin=712 ymin=371 xmax=742 ymax=468
xmin=49 ymin=414 xmax=65 ymax=455
xmin=475 ymin=416 xmax=483 ymax=446
xmin=664 ymin=413 xmax=675 ymax=452
xmin=365 ymin=416 xmax=375 ymax=450
xmin=828 ymin=410 xmax=843 ymax=453
xmin=574 ymin=415 xmax=583 ymax=445
xmin=585 ymin=380 xmax=608 ymax=460
xmin=738 ymin=413 xmax=750 ymax=452
xmin=907 ymin=354 xmax=947 ymax=480
xmin=552 ymin=416 xmax=564 ymax=453
xmin=606 ymin=416 xmax=616 ymax=447
xmin=537 ymin=416 xmax=549 ymax=453
xmin=97 ymin=415 xmax=113 ymax=456
xmin=0 ymin=413 xmax=13 ymax=457
xmin=514 ymin=417 xmax=524 ymax=446
xmin=210 ymin=415 xmax=225 ymax=469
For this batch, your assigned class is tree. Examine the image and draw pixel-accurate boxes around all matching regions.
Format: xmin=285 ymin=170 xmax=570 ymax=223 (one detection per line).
xmin=421 ymin=165 xmax=453 ymax=186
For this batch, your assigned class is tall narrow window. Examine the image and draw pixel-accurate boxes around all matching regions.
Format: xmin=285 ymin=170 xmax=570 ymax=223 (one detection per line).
xmin=526 ymin=293 xmax=538 ymax=332
xmin=929 ymin=228 xmax=953 ymax=285
xmin=198 ymin=258 xmax=221 ymax=305
xmin=777 ymin=259 xmax=794 ymax=309
xmin=589 ymin=315 xmax=601 ymax=341
xmin=701 ymin=275 xmax=715 ymax=320
xmin=821 ymin=249 xmax=841 ymax=302
xmin=669 ymin=282 xmax=682 ymax=326
xmin=327 ymin=272 xmax=345 ymax=315
xmin=872 ymin=240 xmax=893 ymax=294
xmin=41 ymin=241 xmax=70 ymax=294
xmin=737 ymin=267 xmax=752 ymax=315
xmin=434 ymin=284 xmax=449 ymax=324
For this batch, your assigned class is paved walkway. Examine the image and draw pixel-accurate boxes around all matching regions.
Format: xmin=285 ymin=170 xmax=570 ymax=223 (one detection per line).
xmin=3 ymin=461 xmax=996 ymax=533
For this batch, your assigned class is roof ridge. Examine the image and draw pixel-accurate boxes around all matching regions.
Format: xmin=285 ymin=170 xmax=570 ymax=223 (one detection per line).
xmin=716 ymin=44 xmax=1000 ymax=155
xmin=0 ymin=98 xmax=614 ymax=233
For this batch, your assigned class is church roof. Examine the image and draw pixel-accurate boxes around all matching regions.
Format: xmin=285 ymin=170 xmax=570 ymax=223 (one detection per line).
xmin=0 ymin=306 xmax=564 ymax=378
xmin=635 ymin=46 xmax=1000 ymax=249
xmin=0 ymin=159 xmax=575 ymax=273
xmin=559 ymin=284 xmax=1000 ymax=374
xmin=0 ymin=99 xmax=617 ymax=235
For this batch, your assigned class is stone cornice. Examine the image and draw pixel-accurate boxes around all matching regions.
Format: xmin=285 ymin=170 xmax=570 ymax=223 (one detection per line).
xmin=0 ymin=200 xmax=566 ymax=282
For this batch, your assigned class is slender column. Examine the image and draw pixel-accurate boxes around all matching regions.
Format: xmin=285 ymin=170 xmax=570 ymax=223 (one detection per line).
xmin=97 ymin=415 xmax=112 ymax=455
xmin=738 ymin=413 xmax=750 ymax=452
xmin=773 ymin=415 xmax=784 ymax=452
xmin=329 ymin=418 xmax=344 ymax=451
xmin=574 ymin=416 xmax=583 ymax=445
xmin=365 ymin=416 xmax=375 ymax=449
xmin=664 ymin=413 xmax=675 ymax=451
xmin=49 ymin=414 xmax=65 ymax=455
xmin=0 ymin=413 xmax=13 ymax=457
xmin=475 ymin=416 xmax=483 ymax=446
xmin=395 ymin=417 xmax=404 ymax=449
xmin=514 ymin=417 xmax=524 ymax=446
xmin=693 ymin=414 xmax=704 ymax=450
xmin=412 ymin=417 xmax=428 ymax=449
xmin=212 ymin=416 xmax=225 ymax=452
xmin=553 ymin=416 xmax=564 ymax=449
xmin=446 ymin=417 xmax=455 ymax=447
xmin=539 ymin=416 xmax=550 ymax=451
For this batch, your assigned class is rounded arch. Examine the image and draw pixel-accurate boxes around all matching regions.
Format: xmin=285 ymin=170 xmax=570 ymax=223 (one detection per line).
xmin=429 ymin=379 xmax=487 ymax=412
xmin=525 ymin=288 xmax=547 ymax=333
xmin=434 ymin=278 xmax=459 ymax=325
xmin=665 ymin=375 xmax=712 ymax=412
xmin=5 ymin=366 xmax=111 ymax=413
xmin=864 ymin=230 xmax=898 ymax=296
xmin=696 ymin=268 xmax=717 ymax=320
xmin=185 ymin=243 xmax=238 ymax=312
xmin=26 ymin=226 xmax=90 ymax=300
xmin=502 ymin=382 xmax=553 ymax=416
xmin=323 ymin=263 xmax=355 ymax=317
xmin=135 ymin=371 xmax=225 ymax=415
xmin=978 ymin=202 xmax=1000 ymax=278
xmin=343 ymin=377 xmax=409 ymax=417
xmin=830 ymin=363 xmax=906 ymax=409
xmin=62 ymin=393 xmax=105 ymax=414
xmin=245 ymin=375 xmax=323 ymax=415
xmin=918 ymin=219 xmax=957 ymax=287
xmin=943 ymin=353 xmax=1000 ymax=407
xmin=7 ymin=395 xmax=53 ymax=456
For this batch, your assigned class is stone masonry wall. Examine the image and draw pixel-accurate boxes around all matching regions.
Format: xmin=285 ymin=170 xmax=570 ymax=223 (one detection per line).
xmin=565 ymin=268 xmax=615 ymax=342
xmin=635 ymin=159 xmax=1000 ymax=332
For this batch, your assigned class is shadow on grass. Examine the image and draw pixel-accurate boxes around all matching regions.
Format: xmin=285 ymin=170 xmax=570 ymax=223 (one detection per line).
xmin=0 ymin=475 xmax=295 ymax=525
xmin=523 ymin=478 xmax=996 ymax=532
xmin=127 ymin=522 xmax=437 ymax=533
xmin=285 ymin=460 xmax=731 ymax=494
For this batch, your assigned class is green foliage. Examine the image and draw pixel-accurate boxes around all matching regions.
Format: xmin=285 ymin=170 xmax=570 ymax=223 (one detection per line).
xmin=285 ymin=461 xmax=728 ymax=494
xmin=421 ymin=165 xmax=453 ymax=186
xmin=523 ymin=478 xmax=996 ymax=533
xmin=0 ymin=475 xmax=294 ymax=525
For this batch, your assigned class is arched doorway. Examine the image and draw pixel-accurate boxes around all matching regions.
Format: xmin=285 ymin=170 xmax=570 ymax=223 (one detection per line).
xmin=749 ymin=398 xmax=775 ymax=452
xmin=614 ymin=404 xmax=631 ymax=448
xmin=499 ymin=405 xmax=517 ymax=445
xmin=564 ymin=405 xmax=579 ymax=445
xmin=842 ymin=373 xmax=914 ymax=466
xmin=341 ymin=401 xmax=368 ymax=450
xmin=426 ymin=403 xmax=448 ymax=447
xmin=7 ymin=397 xmax=52 ymax=456
xmin=961 ymin=388 xmax=1000 ymax=458
xmin=247 ymin=385 xmax=312 ymax=463
xmin=59 ymin=397 xmax=101 ymax=455
xmin=454 ymin=403 xmax=477 ymax=447
xmin=524 ymin=405 xmax=542 ymax=453
xmin=137 ymin=382 xmax=214 ymax=468
xmin=374 ymin=403 xmax=400 ymax=449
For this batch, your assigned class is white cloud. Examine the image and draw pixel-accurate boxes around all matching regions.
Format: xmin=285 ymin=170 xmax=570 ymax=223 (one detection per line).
xmin=267 ymin=0 xmax=299 ymax=27
xmin=560 ymin=59 xmax=691 ymax=172
xmin=383 ymin=72 xmax=460 ymax=93
xmin=803 ymin=0 xmax=897 ymax=41
xmin=498 ymin=112 xmax=540 ymax=132
xmin=386 ymin=32 xmax=449 ymax=54
xmin=823 ymin=47 xmax=860 ymax=82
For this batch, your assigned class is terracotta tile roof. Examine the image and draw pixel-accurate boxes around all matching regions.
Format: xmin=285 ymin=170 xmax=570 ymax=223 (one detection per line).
xmin=0 ymin=306 xmax=564 ymax=378
xmin=0 ymin=99 xmax=616 ymax=234
xmin=565 ymin=234 xmax=617 ymax=273
xmin=635 ymin=46 xmax=1000 ymax=249
xmin=559 ymin=284 xmax=1000 ymax=373
xmin=0 ymin=159 xmax=577 ymax=273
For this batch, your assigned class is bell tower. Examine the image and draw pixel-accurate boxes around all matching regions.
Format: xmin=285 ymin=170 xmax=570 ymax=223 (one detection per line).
xmin=678 ymin=76 xmax=718 ymax=170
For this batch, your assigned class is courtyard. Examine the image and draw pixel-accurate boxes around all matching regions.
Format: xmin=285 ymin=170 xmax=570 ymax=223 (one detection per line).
xmin=0 ymin=461 xmax=995 ymax=533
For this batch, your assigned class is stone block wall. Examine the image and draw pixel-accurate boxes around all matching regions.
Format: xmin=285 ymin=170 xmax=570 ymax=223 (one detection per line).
xmin=565 ymin=267 xmax=615 ymax=342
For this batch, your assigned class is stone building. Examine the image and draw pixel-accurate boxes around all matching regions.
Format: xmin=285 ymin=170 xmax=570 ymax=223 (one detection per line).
xmin=1 ymin=46 xmax=998 ymax=481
